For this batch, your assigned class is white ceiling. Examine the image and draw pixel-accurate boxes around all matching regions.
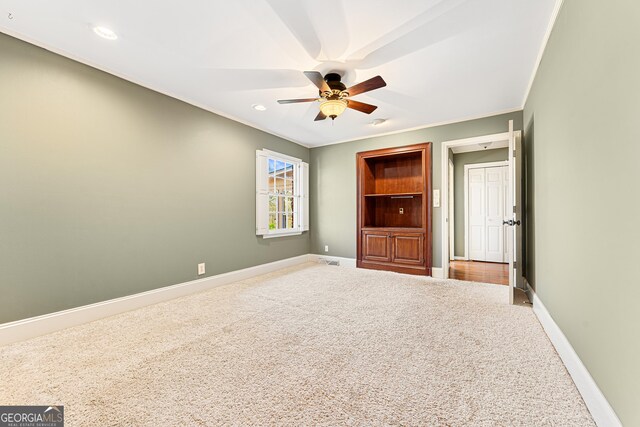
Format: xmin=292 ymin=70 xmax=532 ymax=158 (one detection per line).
xmin=0 ymin=0 xmax=558 ymax=147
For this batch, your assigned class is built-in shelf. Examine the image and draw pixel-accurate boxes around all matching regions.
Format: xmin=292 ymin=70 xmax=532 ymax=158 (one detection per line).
xmin=361 ymin=226 xmax=424 ymax=231
xmin=357 ymin=143 xmax=432 ymax=276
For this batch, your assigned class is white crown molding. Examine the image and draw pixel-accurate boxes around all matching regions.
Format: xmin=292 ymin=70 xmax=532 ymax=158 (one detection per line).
xmin=521 ymin=0 xmax=565 ymax=108
xmin=308 ymin=107 xmax=523 ymax=149
xmin=1 ymin=26 xmax=525 ymax=150
xmin=0 ymin=26 xmax=312 ymax=149
xmin=525 ymin=280 xmax=622 ymax=427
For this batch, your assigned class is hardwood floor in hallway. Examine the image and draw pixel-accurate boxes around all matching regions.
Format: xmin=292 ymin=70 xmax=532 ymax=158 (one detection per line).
xmin=449 ymin=260 xmax=509 ymax=285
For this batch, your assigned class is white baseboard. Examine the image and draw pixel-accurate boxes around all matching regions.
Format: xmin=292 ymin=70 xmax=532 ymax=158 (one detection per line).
xmin=0 ymin=254 xmax=312 ymax=346
xmin=525 ymin=280 xmax=621 ymax=427
xmin=452 ymin=256 xmax=467 ymax=261
xmin=310 ymin=255 xmax=444 ymax=280
xmin=309 ymin=254 xmax=356 ymax=268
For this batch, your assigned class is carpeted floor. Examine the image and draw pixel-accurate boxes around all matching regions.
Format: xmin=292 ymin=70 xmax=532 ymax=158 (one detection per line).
xmin=0 ymin=263 xmax=594 ymax=426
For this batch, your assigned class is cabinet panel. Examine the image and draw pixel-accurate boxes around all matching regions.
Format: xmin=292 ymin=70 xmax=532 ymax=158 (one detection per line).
xmin=362 ymin=231 xmax=390 ymax=262
xmin=392 ymin=233 xmax=424 ymax=265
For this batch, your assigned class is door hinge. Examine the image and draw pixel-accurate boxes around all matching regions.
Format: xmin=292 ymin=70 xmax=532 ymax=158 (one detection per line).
xmin=513 ymin=206 xmax=516 ymax=213
xmin=513 ymin=261 xmax=517 ymax=269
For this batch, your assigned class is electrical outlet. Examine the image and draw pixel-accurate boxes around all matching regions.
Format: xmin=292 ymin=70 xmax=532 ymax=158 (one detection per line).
xmin=197 ymin=263 xmax=205 ymax=275
xmin=324 ymin=245 xmax=329 ymax=252
xmin=399 ymin=208 xmax=404 ymax=214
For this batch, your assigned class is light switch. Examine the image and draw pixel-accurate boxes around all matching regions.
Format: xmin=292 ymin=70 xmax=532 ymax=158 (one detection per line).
xmin=433 ymin=189 xmax=440 ymax=208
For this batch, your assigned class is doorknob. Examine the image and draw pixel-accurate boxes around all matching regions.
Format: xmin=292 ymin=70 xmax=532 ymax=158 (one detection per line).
xmin=503 ymin=219 xmax=521 ymax=226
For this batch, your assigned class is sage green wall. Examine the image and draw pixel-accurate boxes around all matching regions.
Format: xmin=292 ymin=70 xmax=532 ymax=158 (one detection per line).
xmin=309 ymin=111 xmax=522 ymax=267
xmin=452 ymin=148 xmax=508 ymax=258
xmin=523 ymin=1 xmax=640 ymax=424
xmin=0 ymin=33 xmax=309 ymax=324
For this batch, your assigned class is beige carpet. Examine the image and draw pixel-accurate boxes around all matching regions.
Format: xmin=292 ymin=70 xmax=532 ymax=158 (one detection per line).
xmin=0 ymin=263 xmax=594 ymax=426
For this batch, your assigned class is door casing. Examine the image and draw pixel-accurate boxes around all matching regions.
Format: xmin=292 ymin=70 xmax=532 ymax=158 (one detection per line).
xmin=440 ymin=122 xmax=522 ymax=304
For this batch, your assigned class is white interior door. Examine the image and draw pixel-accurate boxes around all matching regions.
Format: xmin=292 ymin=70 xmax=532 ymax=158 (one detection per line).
xmin=468 ymin=165 xmax=507 ymax=263
xmin=503 ymin=168 xmax=510 ymax=262
xmin=485 ymin=166 xmax=506 ymax=262
xmin=468 ymin=168 xmax=486 ymax=261
xmin=506 ymin=121 xmax=523 ymax=304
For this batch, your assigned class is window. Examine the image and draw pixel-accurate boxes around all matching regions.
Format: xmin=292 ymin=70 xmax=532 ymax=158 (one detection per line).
xmin=256 ymin=149 xmax=308 ymax=237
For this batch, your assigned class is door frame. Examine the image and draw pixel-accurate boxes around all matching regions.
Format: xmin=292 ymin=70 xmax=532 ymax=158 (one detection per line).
xmin=463 ymin=161 xmax=508 ymax=261
xmin=448 ymin=158 xmax=455 ymax=261
xmin=440 ymin=130 xmax=520 ymax=280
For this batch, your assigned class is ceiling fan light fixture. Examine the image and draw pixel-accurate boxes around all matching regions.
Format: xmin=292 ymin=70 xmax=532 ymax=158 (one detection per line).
xmin=319 ymin=99 xmax=347 ymax=120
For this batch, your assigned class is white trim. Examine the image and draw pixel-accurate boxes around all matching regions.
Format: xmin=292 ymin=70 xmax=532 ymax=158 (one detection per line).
xmin=306 ymin=108 xmax=522 ymax=148
xmin=453 ymin=256 xmax=467 ymax=261
xmin=521 ymin=0 xmax=564 ymax=108
xmin=463 ymin=161 xmax=509 ymax=171
xmin=261 ymin=231 xmax=302 ymax=239
xmin=256 ymin=149 xmax=307 ymax=238
xmin=431 ymin=267 xmax=444 ymax=279
xmin=441 ymin=132 xmax=510 ymax=148
xmin=448 ymin=158 xmax=455 ymax=262
xmin=0 ymin=26 xmax=313 ymax=150
xmin=463 ymin=161 xmax=509 ymax=261
xmin=308 ymin=254 xmax=357 ymax=268
xmin=259 ymin=149 xmax=301 ymax=163
xmin=0 ymin=26 xmax=526 ymax=150
xmin=525 ymin=280 xmax=622 ymax=427
xmin=440 ymin=131 xmax=512 ymax=280
xmin=0 ymin=254 xmax=312 ymax=346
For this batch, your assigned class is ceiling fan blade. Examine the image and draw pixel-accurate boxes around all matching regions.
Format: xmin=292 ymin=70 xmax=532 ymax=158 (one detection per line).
xmin=314 ymin=111 xmax=327 ymax=121
xmin=277 ymin=98 xmax=318 ymax=104
xmin=347 ymin=100 xmax=378 ymax=114
xmin=345 ymin=76 xmax=387 ymax=97
xmin=304 ymin=71 xmax=331 ymax=93
xmin=306 ymin=0 xmax=349 ymax=59
xmin=345 ymin=0 xmax=483 ymax=70
xmin=264 ymin=0 xmax=322 ymax=60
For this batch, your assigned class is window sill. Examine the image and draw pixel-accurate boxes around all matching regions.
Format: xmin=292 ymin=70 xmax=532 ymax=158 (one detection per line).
xmin=261 ymin=230 xmax=303 ymax=239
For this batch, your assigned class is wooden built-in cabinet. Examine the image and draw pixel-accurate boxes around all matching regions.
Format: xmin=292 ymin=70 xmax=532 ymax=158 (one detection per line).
xmin=356 ymin=143 xmax=432 ymax=275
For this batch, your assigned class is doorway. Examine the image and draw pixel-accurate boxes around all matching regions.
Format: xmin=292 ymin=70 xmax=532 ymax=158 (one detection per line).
xmin=440 ymin=121 xmax=523 ymax=303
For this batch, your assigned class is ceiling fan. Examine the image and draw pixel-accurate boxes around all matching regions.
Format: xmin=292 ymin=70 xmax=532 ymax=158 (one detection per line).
xmin=277 ymin=71 xmax=386 ymax=121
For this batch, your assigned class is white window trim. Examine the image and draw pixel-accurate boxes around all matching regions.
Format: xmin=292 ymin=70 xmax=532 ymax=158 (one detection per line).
xmin=256 ymin=149 xmax=309 ymax=238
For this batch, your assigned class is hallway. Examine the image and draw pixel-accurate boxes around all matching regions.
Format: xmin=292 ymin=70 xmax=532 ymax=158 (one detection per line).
xmin=449 ymin=260 xmax=509 ymax=285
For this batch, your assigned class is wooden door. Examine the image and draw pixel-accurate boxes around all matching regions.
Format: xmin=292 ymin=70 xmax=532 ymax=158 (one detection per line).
xmin=392 ymin=233 xmax=424 ymax=265
xmin=362 ymin=231 xmax=391 ymax=262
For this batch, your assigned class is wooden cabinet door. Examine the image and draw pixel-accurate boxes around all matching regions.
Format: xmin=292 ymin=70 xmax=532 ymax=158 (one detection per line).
xmin=391 ymin=233 xmax=424 ymax=265
xmin=362 ymin=231 xmax=391 ymax=262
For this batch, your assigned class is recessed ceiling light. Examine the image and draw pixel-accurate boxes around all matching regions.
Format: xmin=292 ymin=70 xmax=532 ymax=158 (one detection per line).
xmin=252 ymin=104 xmax=267 ymax=111
xmin=371 ymin=118 xmax=386 ymax=126
xmin=93 ymin=26 xmax=118 ymax=40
